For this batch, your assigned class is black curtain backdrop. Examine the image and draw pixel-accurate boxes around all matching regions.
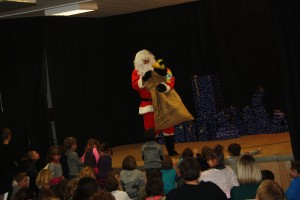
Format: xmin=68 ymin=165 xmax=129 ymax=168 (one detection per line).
xmin=0 ymin=19 xmax=52 ymax=160
xmin=272 ymin=0 xmax=300 ymax=160
xmin=0 ymin=0 xmax=299 ymax=159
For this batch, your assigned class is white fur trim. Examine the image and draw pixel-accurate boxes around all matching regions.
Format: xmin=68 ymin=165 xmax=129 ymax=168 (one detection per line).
xmin=163 ymin=132 xmax=174 ymax=136
xmin=139 ymin=105 xmax=154 ymax=114
xmin=161 ymin=82 xmax=170 ymax=93
xmin=138 ymin=78 xmax=145 ymax=88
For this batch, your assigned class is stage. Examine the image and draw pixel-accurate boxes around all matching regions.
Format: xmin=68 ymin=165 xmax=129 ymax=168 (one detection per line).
xmin=111 ymin=132 xmax=292 ymax=169
xmin=111 ymin=132 xmax=293 ymax=190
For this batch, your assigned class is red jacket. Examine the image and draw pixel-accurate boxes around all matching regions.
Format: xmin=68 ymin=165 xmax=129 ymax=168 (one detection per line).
xmin=131 ymin=68 xmax=175 ymax=114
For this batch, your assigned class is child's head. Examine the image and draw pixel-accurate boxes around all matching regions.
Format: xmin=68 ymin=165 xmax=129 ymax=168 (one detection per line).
xmin=256 ymin=180 xmax=284 ymax=200
xmin=64 ymin=178 xmax=80 ymax=200
xmin=146 ymin=178 xmax=164 ymax=197
xmin=161 ymin=155 xmax=173 ymax=170
xmin=122 ymin=155 xmax=137 ymax=170
xmin=144 ymin=127 xmax=156 ymax=142
xmin=105 ymin=175 xmax=119 ymax=192
xmin=201 ymin=146 xmax=212 ymax=160
xmin=80 ymin=166 xmax=96 ymax=179
xmin=14 ymin=172 xmax=30 ymax=187
xmin=86 ymin=138 xmax=100 ymax=150
xmin=228 ymin=143 xmax=241 ymax=156
xmin=206 ymin=144 xmax=224 ymax=167
xmin=261 ymin=170 xmax=275 ymax=181
xmin=181 ymin=147 xmax=194 ymax=159
xmin=46 ymin=146 xmax=61 ymax=162
xmin=98 ymin=142 xmax=111 ymax=155
xmin=26 ymin=150 xmax=40 ymax=160
xmin=289 ymin=160 xmax=300 ymax=178
xmin=64 ymin=137 xmax=77 ymax=150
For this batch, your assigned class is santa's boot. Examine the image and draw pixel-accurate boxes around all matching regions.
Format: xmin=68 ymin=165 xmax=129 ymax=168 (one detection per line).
xmin=164 ymin=135 xmax=178 ymax=156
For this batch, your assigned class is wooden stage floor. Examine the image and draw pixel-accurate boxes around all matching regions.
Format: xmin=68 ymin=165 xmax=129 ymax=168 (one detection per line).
xmin=111 ymin=132 xmax=292 ymax=169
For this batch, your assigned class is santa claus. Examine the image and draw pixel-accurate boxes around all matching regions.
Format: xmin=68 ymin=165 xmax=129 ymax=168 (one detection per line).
xmin=131 ymin=49 xmax=178 ymax=156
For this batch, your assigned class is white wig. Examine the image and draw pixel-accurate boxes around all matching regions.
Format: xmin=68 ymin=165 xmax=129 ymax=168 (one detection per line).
xmin=134 ymin=49 xmax=156 ymax=76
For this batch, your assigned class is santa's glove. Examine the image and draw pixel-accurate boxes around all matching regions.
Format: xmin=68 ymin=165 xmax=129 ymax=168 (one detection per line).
xmin=142 ymin=70 xmax=152 ymax=82
xmin=154 ymin=67 xmax=167 ymax=76
xmin=156 ymin=83 xmax=167 ymax=92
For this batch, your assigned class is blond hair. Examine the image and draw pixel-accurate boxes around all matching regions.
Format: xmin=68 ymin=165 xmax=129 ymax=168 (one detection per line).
xmin=80 ymin=166 xmax=96 ymax=179
xmin=237 ymin=154 xmax=262 ymax=184
xmin=36 ymin=168 xmax=51 ymax=188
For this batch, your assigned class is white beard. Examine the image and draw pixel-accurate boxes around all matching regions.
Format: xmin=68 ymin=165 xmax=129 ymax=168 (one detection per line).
xmin=134 ymin=49 xmax=156 ymax=76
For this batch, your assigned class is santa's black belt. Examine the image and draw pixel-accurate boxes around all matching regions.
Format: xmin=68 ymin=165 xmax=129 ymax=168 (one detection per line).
xmin=141 ymin=98 xmax=152 ymax=102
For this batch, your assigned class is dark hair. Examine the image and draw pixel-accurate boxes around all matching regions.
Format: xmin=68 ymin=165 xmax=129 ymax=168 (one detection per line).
xmin=64 ymin=137 xmax=77 ymax=150
xmin=45 ymin=146 xmax=61 ymax=163
xmin=89 ymin=190 xmax=115 ymax=200
xmin=122 ymin=155 xmax=137 ymax=170
xmin=161 ymin=155 xmax=173 ymax=170
xmin=261 ymin=170 xmax=275 ymax=181
xmin=179 ymin=157 xmax=200 ymax=181
xmin=98 ymin=142 xmax=110 ymax=153
xmin=181 ymin=147 xmax=194 ymax=159
xmin=13 ymin=187 xmax=35 ymax=200
xmin=146 ymin=178 xmax=164 ymax=197
xmin=72 ymin=177 xmax=99 ymax=200
xmin=105 ymin=175 xmax=119 ymax=192
xmin=144 ymin=128 xmax=156 ymax=141
xmin=291 ymin=160 xmax=300 ymax=173
xmin=201 ymin=146 xmax=212 ymax=159
xmin=206 ymin=144 xmax=224 ymax=166
xmin=228 ymin=143 xmax=241 ymax=156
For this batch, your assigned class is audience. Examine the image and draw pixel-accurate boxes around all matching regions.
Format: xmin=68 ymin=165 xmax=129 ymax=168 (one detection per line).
xmin=89 ymin=190 xmax=116 ymax=200
xmin=0 ymin=128 xmax=17 ymax=200
xmin=175 ymin=147 xmax=194 ymax=187
xmin=10 ymin=172 xmax=30 ymax=200
xmin=12 ymin=187 xmax=35 ymax=200
xmin=96 ymin=142 xmax=113 ymax=189
xmin=285 ymin=160 xmax=300 ymax=200
xmin=166 ymin=157 xmax=227 ymax=200
xmin=142 ymin=128 xmax=164 ymax=180
xmin=227 ymin=143 xmax=261 ymax=174
xmin=72 ymin=177 xmax=99 ymax=200
xmin=145 ymin=178 xmax=165 ymax=200
xmin=230 ymin=154 xmax=262 ymax=200
xmin=120 ymin=155 xmax=145 ymax=200
xmin=256 ymin=180 xmax=284 ymax=200
xmin=64 ymin=177 xmax=80 ymax=200
xmin=82 ymin=138 xmax=100 ymax=175
xmin=261 ymin=169 xmax=275 ymax=181
xmin=64 ymin=136 xmax=84 ymax=179
xmin=160 ymin=156 xmax=176 ymax=195
xmin=199 ymin=144 xmax=239 ymax=199
xmin=105 ymin=174 xmax=131 ymax=200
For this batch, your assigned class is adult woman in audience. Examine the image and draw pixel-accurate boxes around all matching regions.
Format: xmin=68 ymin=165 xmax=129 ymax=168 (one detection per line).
xmin=199 ymin=144 xmax=239 ymax=199
xmin=230 ymin=154 xmax=262 ymax=200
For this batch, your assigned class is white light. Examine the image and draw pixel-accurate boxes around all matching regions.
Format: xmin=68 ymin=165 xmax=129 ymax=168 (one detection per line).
xmin=44 ymin=1 xmax=98 ymax=16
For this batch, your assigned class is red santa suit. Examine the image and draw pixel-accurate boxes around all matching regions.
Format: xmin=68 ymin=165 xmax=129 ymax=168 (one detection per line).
xmin=131 ymin=68 xmax=175 ymax=135
xmin=131 ymin=49 xmax=178 ymax=156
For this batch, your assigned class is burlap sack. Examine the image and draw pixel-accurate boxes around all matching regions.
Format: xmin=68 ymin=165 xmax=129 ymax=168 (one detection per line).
xmin=145 ymin=71 xmax=194 ymax=130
